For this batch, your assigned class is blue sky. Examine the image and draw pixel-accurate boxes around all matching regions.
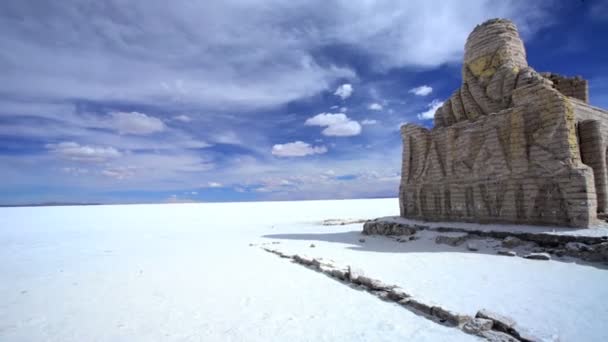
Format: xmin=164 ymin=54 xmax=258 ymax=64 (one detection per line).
xmin=1 ymin=0 xmax=607 ymax=205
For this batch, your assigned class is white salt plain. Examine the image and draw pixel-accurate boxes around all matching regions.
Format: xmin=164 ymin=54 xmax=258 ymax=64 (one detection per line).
xmin=1 ymin=198 xmax=607 ymax=341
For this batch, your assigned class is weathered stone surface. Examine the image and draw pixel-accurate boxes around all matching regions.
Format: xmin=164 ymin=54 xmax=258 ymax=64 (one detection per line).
xmin=355 ymin=276 xmax=391 ymax=291
xmin=431 ymin=306 xmax=470 ymax=326
xmin=463 ymin=318 xmax=494 ymax=334
xmin=565 ymin=241 xmax=591 ymax=252
xmin=523 ymin=252 xmax=551 ymax=260
xmin=541 ymin=72 xmax=589 ymax=103
xmin=386 ymin=287 xmax=410 ymax=301
xmin=293 ymin=254 xmax=315 ymax=266
xmin=466 ymin=241 xmax=479 ymax=251
xmin=363 ymin=218 xmax=608 ymax=263
xmin=363 ymin=220 xmax=417 ymax=235
xmin=583 ymin=242 xmax=608 ymax=262
xmin=502 ymin=236 xmax=524 ymax=248
xmin=399 ymin=18 xmax=608 ymax=228
xmin=435 ymin=234 xmax=468 ymax=246
xmin=476 ymin=309 xmax=516 ymax=334
xmin=407 ymin=299 xmax=433 ymax=316
xmin=328 ymin=267 xmax=348 ymax=280
xmin=481 ymin=330 xmax=521 ymax=342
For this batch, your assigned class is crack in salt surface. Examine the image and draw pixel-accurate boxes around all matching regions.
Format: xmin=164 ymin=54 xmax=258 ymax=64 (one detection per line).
xmin=260 ymin=246 xmax=539 ymax=342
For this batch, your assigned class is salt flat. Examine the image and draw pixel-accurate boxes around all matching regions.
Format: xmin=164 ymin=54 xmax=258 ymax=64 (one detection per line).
xmin=0 ymin=199 xmax=477 ymax=342
xmin=2 ymin=198 xmax=607 ymax=342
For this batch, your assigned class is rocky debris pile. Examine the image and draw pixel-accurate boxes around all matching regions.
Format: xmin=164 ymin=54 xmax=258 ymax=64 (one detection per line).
xmin=363 ymin=218 xmax=608 ymax=264
xmin=261 ymin=246 xmax=539 ymax=341
xmin=434 ymin=234 xmax=469 ymax=246
xmin=560 ymin=241 xmax=608 ymax=262
xmin=363 ymin=220 xmax=417 ymax=236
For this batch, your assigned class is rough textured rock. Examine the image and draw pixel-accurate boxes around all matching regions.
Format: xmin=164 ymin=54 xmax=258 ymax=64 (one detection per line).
xmin=481 ymin=330 xmax=521 ymax=342
xmin=363 ymin=218 xmax=608 ymax=263
xmin=435 ymin=234 xmax=468 ymax=246
xmin=476 ymin=309 xmax=516 ymax=334
xmin=363 ymin=220 xmax=417 ymax=235
xmin=386 ymin=287 xmax=410 ymax=301
xmin=463 ymin=318 xmax=494 ymax=334
xmin=406 ymin=299 xmax=433 ymax=316
xmin=565 ymin=241 xmax=591 ymax=252
xmin=466 ymin=241 xmax=479 ymax=251
xmin=431 ymin=306 xmax=470 ymax=326
xmin=399 ymin=18 xmax=608 ymax=228
xmin=523 ymin=252 xmax=551 ymax=260
xmin=502 ymin=236 xmax=524 ymax=248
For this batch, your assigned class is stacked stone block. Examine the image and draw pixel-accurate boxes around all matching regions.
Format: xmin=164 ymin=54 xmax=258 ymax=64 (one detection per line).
xmin=541 ymin=72 xmax=589 ymax=103
xmin=400 ymin=19 xmax=608 ymax=227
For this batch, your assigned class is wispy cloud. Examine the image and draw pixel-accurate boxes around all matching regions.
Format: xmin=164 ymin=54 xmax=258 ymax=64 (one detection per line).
xmin=305 ymin=113 xmax=362 ymax=137
xmin=417 ymin=100 xmax=443 ymax=120
xmin=173 ymin=115 xmax=192 ymax=123
xmin=46 ymin=142 xmax=122 ymax=162
xmin=361 ymin=119 xmax=378 ymax=125
xmin=108 ymin=112 xmax=165 ymax=135
xmin=368 ymin=103 xmax=383 ymax=111
xmin=334 ymin=83 xmax=354 ymax=100
xmin=409 ymin=85 xmax=433 ymax=96
xmin=271 ymin=141 xmax=328 ymax=157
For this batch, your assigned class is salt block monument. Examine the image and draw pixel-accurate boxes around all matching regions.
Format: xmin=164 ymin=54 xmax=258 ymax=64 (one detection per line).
xmin=399 ymin=19 xmax=608 ymax=227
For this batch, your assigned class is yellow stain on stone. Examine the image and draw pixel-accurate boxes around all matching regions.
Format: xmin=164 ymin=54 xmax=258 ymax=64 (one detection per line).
xmin=480 ymin=67 xmax=496 ymax=78
xmin=563 ymin=97 xmax=580 ymax=163
xmin=468 ymin=56 xmax=490 ymax=77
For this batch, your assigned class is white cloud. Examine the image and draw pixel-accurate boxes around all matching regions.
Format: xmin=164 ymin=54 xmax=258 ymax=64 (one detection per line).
xmin=334 ymin=84 xmax=353 ymax=99
xmin=0 ymin=2 xmax=551 ymax=113
xmin=46 ymin=142 xmax=122 ymax=162
xmin=305 ymin=112 xmax=362 ymax=137
xmin=322 ymin=121 xmax=362 ymax=136
xmin=409 ymin=85 xmax=433 ymax=96
xmin=305 ymin=113 xmax=348 ymax=127
xmin=101 ymin=166 xmax=136 ymax=180
xmin=61 ymin=167 xmax=89 ymax=175
xmin=109 ymin=111 xmax=165 ymax=135
xmin=368 ymin=103 xmax=383 ymax=111
xmin=361 ymin=119 xmax=378 ymax=125
xmin=173 ymin=115 xmax=192 ymax=122
xmin=417 ymin=100 xmax=444 ymax=120
xmin=339 ymin=107 xmax=348 ymax=113
xmin=271 ymin=141 xmax=328 ymax=157
xmin=207 ymin=182 xmax=223 ymax=188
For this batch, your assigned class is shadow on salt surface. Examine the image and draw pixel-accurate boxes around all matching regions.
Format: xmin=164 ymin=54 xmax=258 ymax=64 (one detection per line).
xmin=263 ymin=230 xmax=608 ymax=270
